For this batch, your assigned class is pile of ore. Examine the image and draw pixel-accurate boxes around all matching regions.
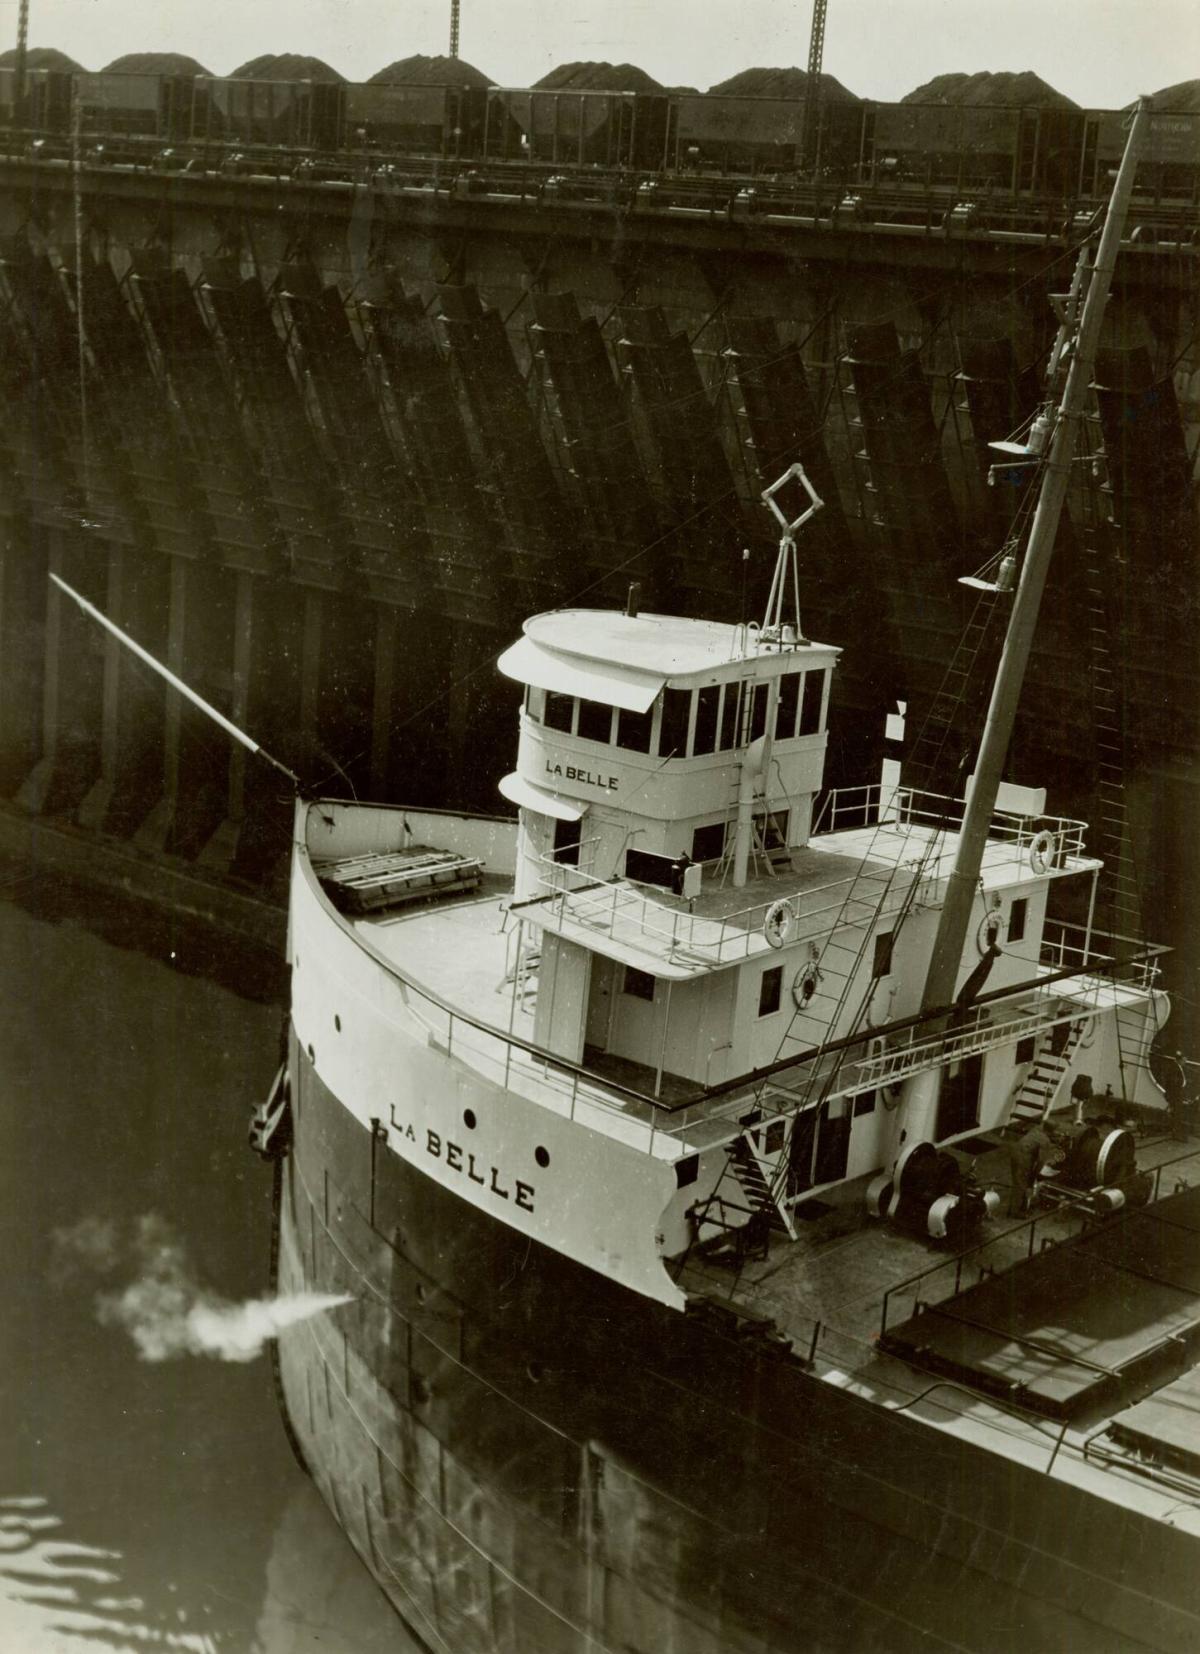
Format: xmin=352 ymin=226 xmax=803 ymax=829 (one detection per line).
xmin=901 ymin=70 xmax=1076 ymax=108
xmin=102 ymin=53 xmax=212 ymax=76
xmin=1146 ymin=79 xmax=1200 ymax=109
xmin=534 ymin=61 xmax=664 ymax=93
xmin=0 ymin=46 xmax=83 ymax=71
xmin=229 ymin=54 xmax=344 ymax=82
xmin=369 ymin=54 xmax=492 ymax=86
xmin=708 ymin=66 xmax=859 ymax=100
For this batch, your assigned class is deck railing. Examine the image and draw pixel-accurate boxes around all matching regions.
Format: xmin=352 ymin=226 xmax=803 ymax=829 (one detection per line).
xmin=316 ymin=810 xmax=1163 ymax=1157
xmin=517 ymin=861 xmax=884 ymax=967
xmin=816 ymin=783 xmax=1088 ymax=864
xmin=382 ymin=908 xmax=1166 ymax=1158
xmin=518 ymin=783 xmax=1091 ymax=971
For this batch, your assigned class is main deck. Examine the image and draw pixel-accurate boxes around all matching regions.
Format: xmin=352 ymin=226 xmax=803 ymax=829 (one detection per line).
xmin=684 ymin=1138 xmax=1200 ymax=1526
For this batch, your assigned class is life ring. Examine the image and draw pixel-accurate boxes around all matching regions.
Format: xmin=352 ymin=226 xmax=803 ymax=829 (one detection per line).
xmin=1029 ymin=829 xmax=1056 ymax=874
xmin=792 ymin=958 xmax=822 ymax=1007
xmin=976 ymin=909 xmax=1003 ymax=956
xmin=763 ymin=899 xmax=795 ymax=950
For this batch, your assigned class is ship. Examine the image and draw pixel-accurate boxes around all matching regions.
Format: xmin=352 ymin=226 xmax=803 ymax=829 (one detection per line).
xmin=59 ymin=98 xmax=1200 ymax=1652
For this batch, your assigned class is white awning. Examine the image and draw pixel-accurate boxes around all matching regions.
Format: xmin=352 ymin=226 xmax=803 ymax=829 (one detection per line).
xmin=497 ymin=635 xmax=664 ymax=713
xmin=499 ymin=772 xmax=588 ymax=822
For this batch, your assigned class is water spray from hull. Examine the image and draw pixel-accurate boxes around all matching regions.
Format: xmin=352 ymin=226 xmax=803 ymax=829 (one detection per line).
xmin=53 ymin=1213 xmax=352 ymax=1364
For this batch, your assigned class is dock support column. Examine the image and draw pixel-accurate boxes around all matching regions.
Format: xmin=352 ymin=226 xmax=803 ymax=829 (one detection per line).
xmin=133 ymin=555 xmax=188 ymax=853
xmin=76 ymin=544 xmax=126 ymax=832
xmin=74 ymin=544 xmax=164 ymax=837
xmin=15 ymin=534 xmax=66 ymax=816
xmin=198 ymin=569 xmax=254 ymax=872
xmin=370 ymin=604 xmax=396 ymax=798
xmin=446 ymin=623 xmax=473 ymax=798
xmin=300 ymin=587 xmax=323 ymax=761
xmin=0 ymin=519 xmax=42 ymax=795
xmin=16 ymin=527 xmax=102 ymax=817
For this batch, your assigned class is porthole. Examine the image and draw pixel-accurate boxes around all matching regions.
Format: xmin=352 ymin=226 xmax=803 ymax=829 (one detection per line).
xmin=334 ymin=1014 xmax=341 ymax=1033
xmin=527 ymin=1360 xmax=545 ymax=1383
xmin=463 ymin=1108 xmax=477 ymax=1130
xmin=307 ymin=1044 xmax=315 ymax=1063
xmin=415 ymin=1283 xmax=427 ymax=1304
xmin=535 ymin=1146 xmax=550 ymax=1169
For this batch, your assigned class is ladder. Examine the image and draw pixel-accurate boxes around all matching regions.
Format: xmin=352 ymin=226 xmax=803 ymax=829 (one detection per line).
xmin=728 ymin=1131 xmax=797 ymax=1240
xmin=1007 ymin=1012 xmax=1087 ymax=1127
xmin=1076 ymin=411 xmax=1149 ymax=1099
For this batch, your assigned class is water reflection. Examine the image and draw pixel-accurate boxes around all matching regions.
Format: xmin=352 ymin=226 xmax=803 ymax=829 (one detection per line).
xmin=0 ymin=873 xmax=407 ymax=1651
xmin=0 ymin=1493 xmax=218 ymax=1650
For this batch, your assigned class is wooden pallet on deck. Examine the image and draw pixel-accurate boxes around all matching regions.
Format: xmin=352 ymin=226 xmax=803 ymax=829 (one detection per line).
xmin=317 ymin=847 xmax=482 ymax=915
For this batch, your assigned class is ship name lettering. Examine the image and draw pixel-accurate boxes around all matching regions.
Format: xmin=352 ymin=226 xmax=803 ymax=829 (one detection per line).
xmin=387 ymin=1108 xmax=416 ymax=1142
xmin=422 ymin=1128 xmax=536 ymax=1212
xmin=545 ymin=760 xmax=617 ymax=792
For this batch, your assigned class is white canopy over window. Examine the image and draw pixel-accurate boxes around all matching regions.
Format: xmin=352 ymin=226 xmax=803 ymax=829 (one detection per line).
xmin=499 ymin=772 xmax=588 ymax=822
xmin=498 ymin=635 xmax=664 ymax=714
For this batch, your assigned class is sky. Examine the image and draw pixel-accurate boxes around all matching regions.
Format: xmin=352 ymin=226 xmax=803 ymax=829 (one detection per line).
xmin=7 ymin=0 xmax=1197 ymax=107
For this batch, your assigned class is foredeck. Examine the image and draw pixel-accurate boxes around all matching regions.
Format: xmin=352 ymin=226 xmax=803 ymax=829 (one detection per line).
xmin=348 ymin=886 xmax=698 ymax=1160
xmin=350 ymin=883 xmax=877 ymax=1155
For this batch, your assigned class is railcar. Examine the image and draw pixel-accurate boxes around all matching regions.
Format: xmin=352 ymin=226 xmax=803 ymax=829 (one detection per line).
xmin=190 ymin=76 xmax=343 ymax=152
xmin=482 ymin=88 xmax=670 ymax=171
xmin=74 ymin=71 xmax=193 ymax=141
xmin=1085 ymin=107 xmax=1200 ymax=212
xmin=669 ymin=94 xmax=863 ymax=178
xmin=0 ymin=64 xmax=1196 ymax=231
xmin=0 ymin=66 xmax=72 ymax=133
xmin=343 ymin=83 xmax=485 ymax=157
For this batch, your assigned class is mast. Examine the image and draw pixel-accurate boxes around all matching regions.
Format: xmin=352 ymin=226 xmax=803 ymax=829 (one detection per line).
xmin=891 ymin=97 xmax=1150 ymax=1153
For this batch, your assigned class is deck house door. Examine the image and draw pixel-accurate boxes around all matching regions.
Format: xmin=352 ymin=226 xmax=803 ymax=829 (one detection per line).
xmin=936 ymin=1053 xmax=983 ymax=1141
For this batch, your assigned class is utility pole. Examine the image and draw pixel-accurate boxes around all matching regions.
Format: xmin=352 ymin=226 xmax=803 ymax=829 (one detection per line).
xmin=449 ymin=0 xmax=460 ymax=59
xmin=801 ymin=0 xmax=828 ymax=174
xmin=14 ymin=0 xmax=29 ymax=121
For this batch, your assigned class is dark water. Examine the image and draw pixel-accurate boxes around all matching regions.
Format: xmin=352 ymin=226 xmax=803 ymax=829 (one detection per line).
xmin=0 ymin=869 xmax=420 ymax=1652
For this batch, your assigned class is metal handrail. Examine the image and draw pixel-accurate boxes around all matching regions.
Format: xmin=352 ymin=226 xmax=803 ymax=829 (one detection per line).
xmin=517 ymin=782 xmax=1092 ymax=973
xmin=305 ymin=819 xmax=1167 ymax=1149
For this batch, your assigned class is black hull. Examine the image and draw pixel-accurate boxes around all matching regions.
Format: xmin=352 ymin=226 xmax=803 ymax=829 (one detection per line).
xmin=275 ymin=1038 xmax=1200 ymax=1654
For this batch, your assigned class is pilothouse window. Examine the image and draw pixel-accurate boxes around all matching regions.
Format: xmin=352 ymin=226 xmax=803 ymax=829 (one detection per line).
xmin=718 ymin=683 xmax=741 ymax=751
xmin=577 ymin=698 xmax=614 ymax=744
xmin=749 ymin=682 xmax=769 ymax=744
xmin=692 ymin=685 xmax=720 ymax=755
xmin=799 ymin=670 xmax=825 ymax=736
xmin=658 ymin=689 xmax=692 ymax=758
xmin=775 ymin=671 xmax=800 ymax=739
xmin=616 ymin=705 xmax=654 ymax=753
xmin=545 ymin=692 xmax=574 ymax=733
